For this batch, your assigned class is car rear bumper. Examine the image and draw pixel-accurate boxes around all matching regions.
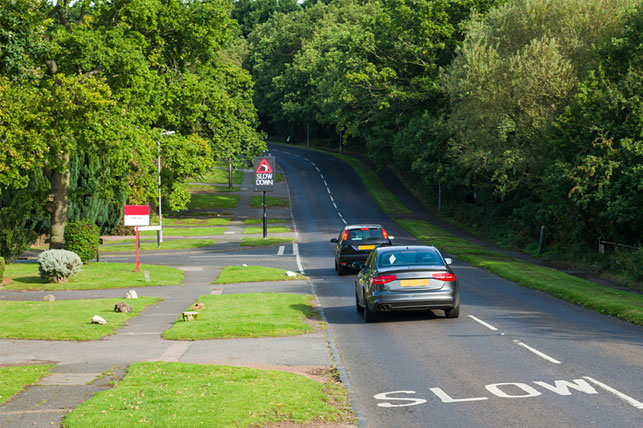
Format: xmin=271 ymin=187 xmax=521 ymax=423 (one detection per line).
xmin=338 ymin=254 xmax=369 ymax=267
xmin=367 ymin=290 xmax=459 ymax=311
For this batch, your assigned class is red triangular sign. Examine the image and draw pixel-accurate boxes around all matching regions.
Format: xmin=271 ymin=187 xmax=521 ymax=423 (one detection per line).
xmin=256 ymin=159 xmax=273 ymax=174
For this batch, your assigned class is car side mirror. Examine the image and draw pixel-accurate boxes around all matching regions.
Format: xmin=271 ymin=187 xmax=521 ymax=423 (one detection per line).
xmin=330 ymin=238 xmax=338 ymax=243
xmin=445 ymin=258 xmax=453 ymax=265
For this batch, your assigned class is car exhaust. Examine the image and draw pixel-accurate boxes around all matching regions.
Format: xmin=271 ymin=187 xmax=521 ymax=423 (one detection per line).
xmin=379 ymin=304 xmax=393 ymax=312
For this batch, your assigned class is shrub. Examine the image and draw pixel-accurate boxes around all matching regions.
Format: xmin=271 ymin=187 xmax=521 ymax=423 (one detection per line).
xmin=37 ymin=250 xmax=82 ymax=283
xmin=64 ymin=220 xmax=100 ymax=263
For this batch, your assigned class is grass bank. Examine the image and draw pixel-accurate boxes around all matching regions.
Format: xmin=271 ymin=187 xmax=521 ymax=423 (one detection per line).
xmin=214 ymin=265 xmax=306 ymax=284
xmin=3 ymin=263 xmax=183 ymax=291
xmin=63 ymin=362 xmax=352 ymax=428
xmin=162 ymin=293 xmax=317 ymax=340
xmin=0 ymin=365 xmax=54 ymax=404
xmin=0 ymin=297 xmax=159 ymax=340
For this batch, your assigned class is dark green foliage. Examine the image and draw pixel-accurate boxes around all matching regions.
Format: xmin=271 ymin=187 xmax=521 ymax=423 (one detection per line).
xmin=0 ymin=256 xmax=5 ymax=281
xmin=0 ymin=170 xmax=49 ymax=261
xmin=63 ymin=220 xmax=100 ymax=263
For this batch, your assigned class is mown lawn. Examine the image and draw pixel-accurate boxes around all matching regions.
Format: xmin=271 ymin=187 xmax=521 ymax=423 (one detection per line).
xmin=3 ymin=263 xmax=183 ymax=291
xmin=0 ymin=365 xmax=54 ymax=404
xmin=63 ymin=362 xmax=352 ymax=428
xmin=214 ymin=265 xmax=306 ymax=284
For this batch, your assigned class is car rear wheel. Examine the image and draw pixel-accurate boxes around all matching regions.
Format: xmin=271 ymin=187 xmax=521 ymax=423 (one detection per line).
xmin=363 ymin=292 xmax=378 ymax=323
xmin=337 ymin=262 xmax=346 ymax=276
xmin=355 ymin=291 xmax=364 ymax=313
xmin=444 ymin=305 xmax=460 ymax=319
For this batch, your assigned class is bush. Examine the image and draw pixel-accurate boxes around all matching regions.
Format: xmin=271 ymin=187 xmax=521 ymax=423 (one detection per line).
xmin=37 ymin=250 xmax=82 ymax=283
xmin=64 ymin=220 xmax=100 ymax=263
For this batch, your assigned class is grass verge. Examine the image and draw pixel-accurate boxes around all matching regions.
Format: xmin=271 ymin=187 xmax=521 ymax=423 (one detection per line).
xmin=250 ymin=195 xmax=289 ymax=208
xmin=184 ymin=183 xmax=239 ymax=193
xmin=399 ymin=218 xmax=643 ymax=325
xmin=0 ymin=297 xmax=159 ymax=340
xmin=63 ymin=362 xmax=352 ymax=428
xmin=0 ymin=365 xmax=54 ymax=404
xmin=139 ymin=227 xmax=226 ymax=237
xmin=185 ymin=194 xmax=238 ymax=210
xmin=240 ymin=237 xmax=292 ymax=247
xmin=243 ymin=226 xmax=291 ymax=234
xmin=243 ymin=218 xmax=289 ymax=225
xmin=162 ymin=293 xmax=317 ymax=340
xmin=214 ymin=265 xmax=306 ymax=284
xmin=190 ymin=168 xmax=244 ymax=185
xmin=101 ymin=239 xmax=214 ymax=253
xmin=3 ymin=263 xmax=183 ymax=291
xmin=163 ymin=217 xmax=230 ymax=226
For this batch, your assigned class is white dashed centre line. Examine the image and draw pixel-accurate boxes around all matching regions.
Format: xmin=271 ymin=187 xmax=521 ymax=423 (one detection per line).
xmin=468 ymin=315 xmax=498 ymax=331
xmin=277 ymin=245 xmax=285 ymax=256
xmin=513 ymin=340 xmax=561 ymax=364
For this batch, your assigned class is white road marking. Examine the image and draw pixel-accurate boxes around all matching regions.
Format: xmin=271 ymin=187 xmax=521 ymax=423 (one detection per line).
xmin=513 ymin=340 xmax=561 ymax=364
xmin=293 ymin=244 xmax=299 ymax=256
xmin=284 ymin=176 xmax=305 ymax=275
xmin=583 ymin=376 xmax=643 ymax=409
xmin=310 ymin=161 xmax=316 ymax=166
xmin=330 ymin=195 xmax=334 ymax=202
xmin=277 ymin=245 xmax=285 ymax=256
xmin=326 ymin=187 xmax=331 ymax=194
xmin=316 ymin=167 xmax=321 ymax=172
xmin=320 ymin=174 xmax=325 ymax=179
xmin=468 ymin=315 xmax=498 ymax=331
xmin=323 ymin=180 xmax=328 ymax=186
xmin=303 ymin=157 xmax=310 ymax=161
xmin=333 ymin=202 xmax=338 ymax=209
xmin=224 ymin=231 xmax=235 ymax=234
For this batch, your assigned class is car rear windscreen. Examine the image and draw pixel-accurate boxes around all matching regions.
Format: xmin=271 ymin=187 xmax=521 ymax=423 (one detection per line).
xmin=346 ymin=228 xmax=384 ymax=242
xmin=378 ymin=250 xmax=443 ymax=267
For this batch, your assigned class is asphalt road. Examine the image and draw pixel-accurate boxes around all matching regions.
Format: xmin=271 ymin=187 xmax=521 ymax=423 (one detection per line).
xmin=269 ymin=144 xmax=643 ymax=428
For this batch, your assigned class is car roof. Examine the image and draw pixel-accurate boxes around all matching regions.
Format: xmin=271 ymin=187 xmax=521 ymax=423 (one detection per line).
xmin=376 ymin=245 xmax=438 ymax=252
xmin=344 ymin=224 xmax=383 ymax=230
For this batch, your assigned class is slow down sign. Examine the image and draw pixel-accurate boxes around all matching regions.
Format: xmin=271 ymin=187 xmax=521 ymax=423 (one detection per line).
xmin=254 ymin=156 xmax=275 ymax=192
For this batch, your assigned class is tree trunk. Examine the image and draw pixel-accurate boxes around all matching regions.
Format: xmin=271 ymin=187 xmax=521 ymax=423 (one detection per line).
xmin=45 ymin=153 xmax=70 ymax=249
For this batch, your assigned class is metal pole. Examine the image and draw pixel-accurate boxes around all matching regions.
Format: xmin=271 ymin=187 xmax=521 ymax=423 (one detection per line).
xmin=157 ymin=138 xmax=162 ymax=246
xmin=228 ymin=157 xmax=233 ymax=189
xmin=537 ymin=225 xmax=545 ymax=254
xmin=262 ymin=191 xmax=267 ymax=239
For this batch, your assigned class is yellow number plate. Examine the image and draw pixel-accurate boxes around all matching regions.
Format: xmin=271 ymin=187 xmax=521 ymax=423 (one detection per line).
xmin=401 ymin=279 xmax=430 ymax=287
xmin=358 ymin=245 xmax=376 ymax=250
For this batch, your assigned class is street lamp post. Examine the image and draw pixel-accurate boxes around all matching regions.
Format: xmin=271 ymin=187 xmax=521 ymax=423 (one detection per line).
xmin=158 ymin=130 xmax=175 ymax=246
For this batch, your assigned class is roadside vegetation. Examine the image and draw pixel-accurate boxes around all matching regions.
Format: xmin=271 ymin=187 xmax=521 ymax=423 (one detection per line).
xmin=0 ymin=365 xmax=54 ymax=404
xmin=0 ymin=298 xmax=159 ymax=340
xmin=250 ymin=195 xmax=289 ymax=208
xmin=244 ymin=218 xmax=289 ymax=225
xmin=100 ymin=239 xmax=215 ymax=253
xmin=214 ymin=265 xmax=306 ymax=284
xmin=2 ymin=263 xmax=183 ymax=291
xmin=164 ymin=217 xmax=230 ymax=226
xmin=162 ymin=293 xmax=317 ymax=340
xmin=63 ymin=362 xmax=352 ymax=428
xmin=241 ymin=237 xmax=292 ymax=247
xmin=243 ymin=226 xmax=291 ymax=234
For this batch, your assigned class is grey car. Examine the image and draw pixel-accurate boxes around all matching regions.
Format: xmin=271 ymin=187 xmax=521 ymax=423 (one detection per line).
xmin=355 ymin=245 xmax=460 ymax=322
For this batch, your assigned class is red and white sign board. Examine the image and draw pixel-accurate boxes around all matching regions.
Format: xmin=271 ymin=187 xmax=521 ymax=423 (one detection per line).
xmin=124 ymin=205 xmax=150 ymax=226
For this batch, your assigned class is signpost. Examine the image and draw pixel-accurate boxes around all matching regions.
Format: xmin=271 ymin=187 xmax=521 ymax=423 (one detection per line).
xmin=253 ymin=156 xmax=275 ymax=238
xmin=124 ymin=205 xmax=150 ymax=272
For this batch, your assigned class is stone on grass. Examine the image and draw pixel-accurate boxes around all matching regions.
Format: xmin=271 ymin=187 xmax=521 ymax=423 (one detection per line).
xmin=286 ymin=271 xmax=297 ymax=277
xmin=92 ymin=315 xmax=107 ymax=325
xmin=143 ymin=270 xmax=150 ymax=282
xmin=43 ymin=294 xmax=56 ymax=302
xmin=182 ymin=311 xmax=199 ymax=321
xmin=193 ymin=302 xmax=205 ymax=311
xmin=114 ymin=302 xmax=132 ymax=313
xmin=125 ymin=289 xmax=138 ymax=299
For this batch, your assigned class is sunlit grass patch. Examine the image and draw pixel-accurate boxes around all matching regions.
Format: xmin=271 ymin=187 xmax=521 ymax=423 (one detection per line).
xmin=240 ymin=237 xmax=292 ymax=247
xmin=3 ymin=263 xmax=183 ymax=291
xmin=163 ymin=217 xmax=230 ymax=226
xmin=0 ymin=365 xmax=54 ymax=404
xmin=162 ymin=293 xmax=317 ymax=340
xmin=63 ymin=362 xmax=352 ymax=428
xmin=242 ymin=226 xmax=291 ymax=234
xmin=250 ymin=195 xmax=289 ymax=208
xmin=214 ymin=265 xmax=306 ymax=284
xmin=0 ymin=298 xmax=160 ymax=340
xmin=186 ymin=193 xmax=239 ymax=210
xmin=101 ymin=239 xmax=215 ymax=252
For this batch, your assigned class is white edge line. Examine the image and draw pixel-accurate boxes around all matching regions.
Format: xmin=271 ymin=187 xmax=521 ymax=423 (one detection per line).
xmin=293 ymin=243 xmax=299 ymax=256
xmin=513 ymin=340 xmax=561 ymax=364
xmin=468 ymin=315 xmax=498 ymax=331
xmin=284 ymin=176 xmax=305 ymax=275
xmin=583 ymin=376 xmax=643 ymax=409
xmin=277 ymin=245 xmax=285 ymax=256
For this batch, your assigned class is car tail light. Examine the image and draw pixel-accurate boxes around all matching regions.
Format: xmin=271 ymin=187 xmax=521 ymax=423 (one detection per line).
xmin=382 ymin=228 xmax=389 ymax=239
xmin=372 ymin=275 xmax=397 ymax=285
xmin=432 ymin=272 xmax=456 ymax=281
xmin=343 ymin=230 xmax=348 ymax=241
